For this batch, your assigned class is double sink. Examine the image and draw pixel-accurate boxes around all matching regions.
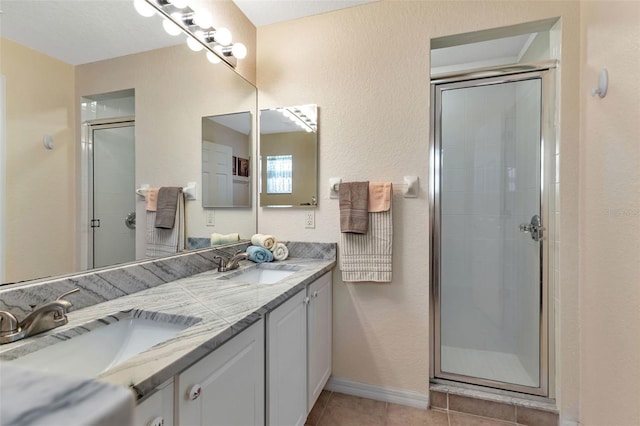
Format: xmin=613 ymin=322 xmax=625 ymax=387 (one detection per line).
xmin=5 ymin=263 xmax=300 ymax=379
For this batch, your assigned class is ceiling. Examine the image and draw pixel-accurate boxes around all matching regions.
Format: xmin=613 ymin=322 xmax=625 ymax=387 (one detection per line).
xmin=0 ymin=0 xmax=379 ymax=65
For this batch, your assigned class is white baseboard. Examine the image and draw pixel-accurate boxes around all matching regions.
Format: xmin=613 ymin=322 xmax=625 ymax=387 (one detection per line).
xmin=325 ymin=377 xmax=429 ymax=409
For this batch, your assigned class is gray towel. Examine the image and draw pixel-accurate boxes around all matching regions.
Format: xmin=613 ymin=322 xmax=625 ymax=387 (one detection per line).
xmin=145 ymin=195 xmax=185 ymax=258
xmin=339 ymin=181 xmax=369 ymax=234
xmin=155 ymin=187 xmax=182 ymax=229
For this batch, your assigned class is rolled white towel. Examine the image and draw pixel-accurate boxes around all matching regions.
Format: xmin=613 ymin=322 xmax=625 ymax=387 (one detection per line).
xmin=251 ymin=233 xmax=276 ymax=250
xmin=271 ymin=242 xmax=289 ymax=261
xmin=211 ymin=233 xmax=240 ymax=246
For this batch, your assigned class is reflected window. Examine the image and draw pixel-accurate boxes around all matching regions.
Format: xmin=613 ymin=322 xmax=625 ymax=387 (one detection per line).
xmin=266 ymin=155 xmax=292 ymax=194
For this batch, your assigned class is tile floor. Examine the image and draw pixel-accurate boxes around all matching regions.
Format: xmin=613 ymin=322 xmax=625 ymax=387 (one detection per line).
xmin=306 ymin=391 xmax=537 ymax=426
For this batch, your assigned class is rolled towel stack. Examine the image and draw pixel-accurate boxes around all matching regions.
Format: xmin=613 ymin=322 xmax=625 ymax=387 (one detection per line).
xmin=271 ymin=242 xmax=289 ymax=261
xmin=251 ymin=234 xmax=277 ymax=250
xmin=246 ymin=245 xmax=274 ymax=263
xmin=211 ymin=233 xmax=240 ymax=246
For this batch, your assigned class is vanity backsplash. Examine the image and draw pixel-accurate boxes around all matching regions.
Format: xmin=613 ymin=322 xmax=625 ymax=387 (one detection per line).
xmin=0 ymin=242 xmax=335 ymax=318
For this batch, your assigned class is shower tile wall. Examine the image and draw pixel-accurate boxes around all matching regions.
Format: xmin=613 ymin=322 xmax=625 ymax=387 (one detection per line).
xmin=440 ymin=81 xmax=540 ymax=386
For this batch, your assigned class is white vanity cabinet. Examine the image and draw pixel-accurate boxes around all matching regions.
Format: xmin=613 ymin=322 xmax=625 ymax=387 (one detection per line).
xmin=135 ymin=379 xmax=174 ymax=426
xmin=176 ymin=319 xmax=265 ymax=426
xmin=267 ymin=272 xmax=333 ymax=426
xmin=307 ymin=271 xmax=332 ymax=410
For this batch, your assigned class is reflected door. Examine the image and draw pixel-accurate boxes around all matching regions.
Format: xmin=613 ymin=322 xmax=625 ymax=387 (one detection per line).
xmin=92 ymin=124 xmax=135 ymax=268
xmin=433 ymin=71 xmax=549 ymax=395
xmin=202 ymin=141 xmax=233 ymax=207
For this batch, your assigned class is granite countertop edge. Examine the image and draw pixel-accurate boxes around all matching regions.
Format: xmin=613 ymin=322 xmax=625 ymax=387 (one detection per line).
xmin=0 ymin=257 xmax=336 ymax=402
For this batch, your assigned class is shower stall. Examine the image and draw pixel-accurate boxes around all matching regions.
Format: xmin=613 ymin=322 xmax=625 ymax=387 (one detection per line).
xmin=430 ymin=63 xmax=556 ymax=396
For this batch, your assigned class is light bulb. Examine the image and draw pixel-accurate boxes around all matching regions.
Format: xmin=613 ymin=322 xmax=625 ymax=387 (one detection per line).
xmin=187 ymin=32 xmax=204 ymax=51
xmin=231 ymin=43 xmax=247 ymax=59
xmin=163 ymin=15 xmax=182 ymax=36
xmin=215 ymin=27 xmax=232 ymax=46
xmin=169 ymin=0 xmax=189 ymax=9
xmin=193 ymin=9 xmax=212 ymax=29
xmin=206 ymin=51 xmax=221 ymax=64
xmin=134 ymin=0 xmax=155 ymax=17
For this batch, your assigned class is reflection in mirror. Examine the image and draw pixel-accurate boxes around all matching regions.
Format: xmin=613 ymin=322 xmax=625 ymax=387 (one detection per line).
xmin=259 ymin=105 xmax=318 ymax=208
xmin=0 ymin=2 xmax=257 ymax=285
xmin=202 ymin=112 xmax=252 ymax=208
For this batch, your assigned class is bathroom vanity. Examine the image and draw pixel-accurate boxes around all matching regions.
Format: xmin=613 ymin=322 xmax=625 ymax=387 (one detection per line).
xmin=0 ymin=242 xmax=335 ymax=426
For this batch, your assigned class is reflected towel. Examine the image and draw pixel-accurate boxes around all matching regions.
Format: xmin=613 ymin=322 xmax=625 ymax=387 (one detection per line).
xmin=368 ymin=182 xmax=392 ymax=212
xmin=271 ymin=242 xmax=289 ymax=261
xmin=339 ymin=181 xmax=369 ymax=233
xmin=145 ymin=194 xmax=185 ymax=258
xmin=251 ymin=234 xmax=277 ymax=250
xmin=146 ymin=188 xmax=159 ymax=212
xmin=211 ymin=233 xmax=240 ymax=246
xmin=155 ymin=187 xmax=182 ymax=229
xmin=247 ymin=245 xmax=274 ymax=263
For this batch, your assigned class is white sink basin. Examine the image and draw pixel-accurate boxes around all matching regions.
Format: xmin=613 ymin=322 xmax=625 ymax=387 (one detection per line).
xmin=12 ymin=318 xmax=190 ymax=378
xmin=227 ymin=267 xmax=298 ymax=285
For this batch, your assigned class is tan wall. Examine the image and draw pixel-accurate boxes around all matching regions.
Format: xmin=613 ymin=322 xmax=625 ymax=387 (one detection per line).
xmin=257 ymin=1 xmax=581 ymax=422
xmin=0 ymin=37 xmax=76 ymax=282
xmin=579 ymin=1 xmax=640 ymax=424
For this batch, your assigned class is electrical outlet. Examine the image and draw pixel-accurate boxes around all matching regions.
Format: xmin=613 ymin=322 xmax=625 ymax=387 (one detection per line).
xmin=304 ymin=210 xmax=315 ymax=229
xmin=206 ymin=211 xmax=215 ymax=226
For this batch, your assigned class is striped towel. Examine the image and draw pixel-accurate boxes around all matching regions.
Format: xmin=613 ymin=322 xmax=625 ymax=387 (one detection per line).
xmin=340 ymin=207 xmax=393 ymax=282
xmin=145 ymin=193 xmax=185 ymax=258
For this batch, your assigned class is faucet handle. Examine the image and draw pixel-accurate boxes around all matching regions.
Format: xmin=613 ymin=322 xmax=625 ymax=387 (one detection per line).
xmin=57 ymin=288 xmax=80 ymax=301
xmin=0 ymin=311 xmax=20 ymax=335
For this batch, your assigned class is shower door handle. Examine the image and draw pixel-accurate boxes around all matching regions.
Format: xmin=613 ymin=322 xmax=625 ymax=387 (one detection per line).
xmin=519 ymin=214 xmax=543 ymax=242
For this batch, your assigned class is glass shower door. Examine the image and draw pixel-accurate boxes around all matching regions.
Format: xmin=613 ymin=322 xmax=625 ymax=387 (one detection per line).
xmin=91 ymin=123 xmax=136 ymax=268
xmin=433 ymin=73 xmax=547 ymax=394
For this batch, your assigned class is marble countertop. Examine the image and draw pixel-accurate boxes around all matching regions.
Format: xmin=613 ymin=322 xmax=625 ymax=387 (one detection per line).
xmin=0 ymin=257 xmax=335 ymax=400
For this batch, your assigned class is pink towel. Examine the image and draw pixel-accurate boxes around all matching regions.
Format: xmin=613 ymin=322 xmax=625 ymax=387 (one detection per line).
xmin=146 ymin=188 xmax=159 ymax=212
xmin=368 ymin=182 xmax=392 ymax=212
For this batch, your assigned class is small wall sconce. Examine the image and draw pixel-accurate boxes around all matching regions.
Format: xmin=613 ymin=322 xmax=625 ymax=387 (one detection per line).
xmin=591 ymin=68 xmax=608 ymax=98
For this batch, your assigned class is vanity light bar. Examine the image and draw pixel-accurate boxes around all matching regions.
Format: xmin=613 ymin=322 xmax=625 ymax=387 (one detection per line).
xmin=276 ymin=108 xmax=317 ymax=133
xmin=134 ymin=0 xmax=246 ymax=68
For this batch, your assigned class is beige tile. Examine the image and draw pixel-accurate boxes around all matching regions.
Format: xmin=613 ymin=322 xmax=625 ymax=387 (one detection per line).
xmin=449 ymin=412 xmax=515 ymax=426
xmin=449 ymin=394 xmax=516 ymax=422
xmin=385 ymin=403 xmax=448 ymax=426
xmin=430 ymin=391 xmax=448 ymax=409
xmin=317 ymin=392 xmax=386 ymax=426
xmin=306 ymin=390 xmax=333 ymax=425
xmin=516 ymin=406 xmax=559 ymax=426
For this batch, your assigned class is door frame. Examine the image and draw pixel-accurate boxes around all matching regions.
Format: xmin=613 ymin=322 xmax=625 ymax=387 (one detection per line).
xmin=429 ymin=61 xmax=557 ymax=397
xmin=83 ymin=116 xmax=135 ymax=269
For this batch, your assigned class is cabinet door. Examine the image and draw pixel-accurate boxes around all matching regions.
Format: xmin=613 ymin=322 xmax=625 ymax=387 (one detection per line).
xmin=267 ymin=290 xmax=307 ymax=426
xmin=135 ymin=380 xmax=174 ymax=426
xmin=307 ymin=272 xmax=332 ymax=411
xmin=178 ymin=319 xmax=264 ymax=426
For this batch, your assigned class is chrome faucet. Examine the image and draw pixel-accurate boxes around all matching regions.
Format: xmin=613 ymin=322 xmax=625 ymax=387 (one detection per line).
xmin=214 ymin=250 xmax=249 ymax=272
xmin=0 ymin=288 xmax=80 ymax=344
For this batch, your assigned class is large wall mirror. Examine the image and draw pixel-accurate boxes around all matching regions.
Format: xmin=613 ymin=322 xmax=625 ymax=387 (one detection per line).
xmin=0 ymin=2 xmax=257 ymax=285
xmin=202 ymin=112 xmax=252 ymax=208
xmin=259 ymin=104 xmax=318 ymax=208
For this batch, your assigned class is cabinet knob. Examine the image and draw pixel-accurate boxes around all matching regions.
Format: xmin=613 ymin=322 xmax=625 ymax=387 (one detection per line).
xmin=312 ymin=291 xmax=318 ymax=298
xmin=147 ymin=417 xmax=164 ymax=426
xmin=303 ymin=297 xmax=310 ymax=305
xmin=187 ymin=384 xmax=202 ymax=401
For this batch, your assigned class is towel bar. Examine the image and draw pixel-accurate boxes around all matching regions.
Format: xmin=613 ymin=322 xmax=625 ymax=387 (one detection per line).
xmin=329 ymin=176 xmax=419 ymax=199
xmin=136 ymin=182 xmax=197 ymax=201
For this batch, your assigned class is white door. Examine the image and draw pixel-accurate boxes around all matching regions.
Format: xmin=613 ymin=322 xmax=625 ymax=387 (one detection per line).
xmin=307 ymin=272 xmax=332 ymax=410
xmin=178 ymin=319 xmax=264 ymax=426
xmin=267 ymin=290 xmax=307 ymax=426
xmin=202 ymin=141 xmax=233 ymax=207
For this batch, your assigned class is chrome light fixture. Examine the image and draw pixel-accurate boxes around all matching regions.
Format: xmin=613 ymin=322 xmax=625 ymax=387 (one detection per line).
xmin=133 ymin=0 xmax=246 ymax=68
